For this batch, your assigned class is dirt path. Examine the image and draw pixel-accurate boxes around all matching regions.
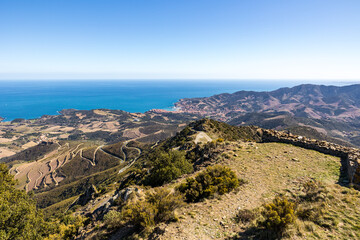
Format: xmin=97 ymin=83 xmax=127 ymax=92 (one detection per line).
xmin=33 ymin=169 xmax=43 ymax=190
xmin=14 ymin=167 xmax=20 ymax=176
xmin=25 ymin=172 xmax=31 ymax=192
xmin=51 ymin=172 xmax=59 ymax=186
xmin=151 ymin=140 xmax=160 ymax=149
xmin=120 ymin=142 xmax=127 ymax=161
xmin=126 ymin=142 xmax=141 ymax=155
xmin=92 ymin=145 xmax=103 ymax=165
xmin=80 ymin=149 xmax=96 ymax=166
xmin=71 ymin=143 xmax=83 ymax=156
xmin=99 ymin=147 xmax=124 ymax=163
xmin=118 ymin=142 xmax=142 ymax=174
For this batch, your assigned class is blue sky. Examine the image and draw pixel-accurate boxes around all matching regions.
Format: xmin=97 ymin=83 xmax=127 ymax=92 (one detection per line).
xmin=0 ymin=0 xmax=360 ymax=80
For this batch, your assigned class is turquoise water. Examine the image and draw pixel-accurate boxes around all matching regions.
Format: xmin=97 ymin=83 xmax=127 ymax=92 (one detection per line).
xmin=0 ymin=80 xmax=326 ymax=121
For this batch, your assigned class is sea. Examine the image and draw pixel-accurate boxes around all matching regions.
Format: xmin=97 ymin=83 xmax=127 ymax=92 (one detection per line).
xmin=0 ymin=80 xmax=349 ymax=121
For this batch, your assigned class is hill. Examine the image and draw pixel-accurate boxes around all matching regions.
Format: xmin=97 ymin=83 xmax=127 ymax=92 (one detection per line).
xmin=175 ymin=84 xmax=360 ymax=146
xmin=0 ymin=108 xmax=199 ymax=160
xmin=1 ymin=118 xmax=360 ymax=239
xmin=56 ymin=119 xmax=359 ymax=240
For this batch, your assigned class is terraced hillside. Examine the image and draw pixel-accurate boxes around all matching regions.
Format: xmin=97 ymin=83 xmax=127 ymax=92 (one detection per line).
xmin=0 ymin=108 xmax=199 ymax=160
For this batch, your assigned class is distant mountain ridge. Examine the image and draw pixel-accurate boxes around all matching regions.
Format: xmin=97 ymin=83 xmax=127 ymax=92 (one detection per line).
xmin=176 ymin=84 xmax=360 ymax=120
xmin=175 ymin=84 xmax=360 ymax=146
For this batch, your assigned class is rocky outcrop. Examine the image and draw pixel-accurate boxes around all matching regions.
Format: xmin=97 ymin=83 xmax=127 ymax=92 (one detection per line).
xmin=76 ymin=185 xmax=99 ymax=206
xmin=90 ymin=186 xmax=144 ymax=221
xmin=259 ymin=129 xmax=360 ymax=189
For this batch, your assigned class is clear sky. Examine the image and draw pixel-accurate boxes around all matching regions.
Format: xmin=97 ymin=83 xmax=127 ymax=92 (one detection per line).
xmin=1 ymin=0 xmax=360 ymax=81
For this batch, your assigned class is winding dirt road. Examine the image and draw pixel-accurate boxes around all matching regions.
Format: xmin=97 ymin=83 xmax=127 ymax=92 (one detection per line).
xmin=118 ymin=141 xmax=142 ymax=174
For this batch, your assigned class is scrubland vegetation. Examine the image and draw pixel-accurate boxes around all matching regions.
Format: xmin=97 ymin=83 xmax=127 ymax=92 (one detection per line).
xmin=178 ymin=165 xmax=240 ymax=202
xmin=1 ymin=119 xmax=360 ymax=240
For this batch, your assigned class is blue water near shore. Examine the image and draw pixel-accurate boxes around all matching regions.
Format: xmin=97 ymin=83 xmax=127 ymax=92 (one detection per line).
xmin=0 ymin=80 xmax=341 ymax=121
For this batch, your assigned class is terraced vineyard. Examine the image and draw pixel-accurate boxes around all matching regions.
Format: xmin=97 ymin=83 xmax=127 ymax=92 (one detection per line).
xmin=9 ymin=140 xmax=142 ymax=193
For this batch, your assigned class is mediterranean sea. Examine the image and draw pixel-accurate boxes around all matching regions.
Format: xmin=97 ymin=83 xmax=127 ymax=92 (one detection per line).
xmin=0 ymin=80 xmax=343 ymax=121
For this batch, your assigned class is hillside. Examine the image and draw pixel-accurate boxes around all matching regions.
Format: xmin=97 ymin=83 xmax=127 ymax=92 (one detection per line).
xmin=1 ymin=119 xmax=360 ymax=239
xmin=175 ymin=84 xmax=360 ymax=146
xmin=0 ymin=108 xmax=199 ymax=160
xmin=52 ymin=119 xmax=359 ymax=240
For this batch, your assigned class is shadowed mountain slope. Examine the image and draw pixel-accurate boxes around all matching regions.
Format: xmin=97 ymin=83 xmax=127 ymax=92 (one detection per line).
xmin=176 ymin=84 xmax=360 ymax=146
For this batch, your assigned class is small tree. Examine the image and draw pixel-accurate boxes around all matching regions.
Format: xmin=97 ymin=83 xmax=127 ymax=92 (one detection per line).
xmin=0 ymin=163 xmax=49 ymax=239
xmin=146 ymin=150 xmax=193 ymax=186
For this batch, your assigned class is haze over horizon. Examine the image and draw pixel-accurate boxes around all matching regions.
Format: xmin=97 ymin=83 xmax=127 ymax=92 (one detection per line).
xmin=1 ymin=0 xmax=360 ymax=81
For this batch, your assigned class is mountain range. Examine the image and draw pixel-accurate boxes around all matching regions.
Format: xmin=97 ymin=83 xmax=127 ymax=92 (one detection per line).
xmin=176 ymin=84 xmax=360 ymax=146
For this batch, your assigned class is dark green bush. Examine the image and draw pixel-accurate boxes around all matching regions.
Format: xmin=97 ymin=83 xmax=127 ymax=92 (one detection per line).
xmin=164 ymin=126 xmax=193 ymax=149
xmin=178 ymin=165 xmax=240 ymax=202
xmin=145 ymin=150 xmax=193 ymax=186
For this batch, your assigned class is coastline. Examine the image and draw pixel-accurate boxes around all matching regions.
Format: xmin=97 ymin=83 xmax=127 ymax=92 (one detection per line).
xmin=0 ymin=80 xmax=308 ymax=121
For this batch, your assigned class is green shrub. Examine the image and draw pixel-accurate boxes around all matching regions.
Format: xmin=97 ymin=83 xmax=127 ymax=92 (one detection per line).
xmin=178 ymin=165 xmax=240 ymax=202
xmin=121 ymin=201 xmax=156 ymax=230
xmin=55 ymin=215 xmax=87 ymax=240
xmin=103 ymin=210 xmax=123 ymax=229
xmin=0 ymin=163 xmax=50 ymax=239
xmin=145 ymin=150 xmax=193 ymax=186
xmin=146 ymin=188 xmax=184 ymax=223
xmin=105 ymin=188 xmax=184 ymax=232
xmin=258 ymin=196 xmax=296 ymax=233
xmin=296 ymin=203 xmax=325 ymax=222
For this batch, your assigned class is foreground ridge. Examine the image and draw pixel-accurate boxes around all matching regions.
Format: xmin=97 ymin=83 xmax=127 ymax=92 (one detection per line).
xmin=194 ymin=119 xmax=360 ymax=188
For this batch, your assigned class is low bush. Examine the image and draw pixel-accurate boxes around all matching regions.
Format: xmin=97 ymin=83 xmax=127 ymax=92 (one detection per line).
xmin=178 ymin=165 xmax=240 ymax=202
xmin=103 ymin=210 xmax=123 ymax=229
xmin=146 ymin=188 xmax=184 ymax=223
xmin=104 ymin=188 xmax=183 ymax=232
xmin=235 ymin=209 xmax=256 ymax=223
xmin=53 ymin=215 xmax=87 ymax=240
xmin=258 ymin=196 xmax=296 ymax=234
xmin=301 ymin=179 xmax=327 ymax=202
xmin=121 ymin=201 xmax=156 ymax=230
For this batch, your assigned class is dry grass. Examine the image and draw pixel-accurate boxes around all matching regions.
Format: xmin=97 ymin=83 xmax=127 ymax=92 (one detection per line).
xmin=158 ymin=142 xmax=344 ymax=240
